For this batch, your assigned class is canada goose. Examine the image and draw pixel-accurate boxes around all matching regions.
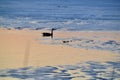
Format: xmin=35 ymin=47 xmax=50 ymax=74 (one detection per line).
xmin=42 ymin=28 xmax=56 ymax=38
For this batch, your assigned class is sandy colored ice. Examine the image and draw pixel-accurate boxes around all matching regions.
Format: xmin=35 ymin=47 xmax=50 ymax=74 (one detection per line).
xmin=0 ymin=28 xmax=120 ymax=69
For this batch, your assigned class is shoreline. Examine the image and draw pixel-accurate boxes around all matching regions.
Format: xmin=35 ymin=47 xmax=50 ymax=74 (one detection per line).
xmin=1 ymin=27 xmax=120 ymax=32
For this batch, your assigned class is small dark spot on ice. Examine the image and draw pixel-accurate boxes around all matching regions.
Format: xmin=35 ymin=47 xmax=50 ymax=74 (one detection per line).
xmin=62 ymin=40 xmax=72 ymax=43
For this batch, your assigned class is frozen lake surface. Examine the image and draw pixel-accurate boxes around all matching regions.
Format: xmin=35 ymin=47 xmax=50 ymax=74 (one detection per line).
xmin=0 ymin=0 xmax=120 ymax=31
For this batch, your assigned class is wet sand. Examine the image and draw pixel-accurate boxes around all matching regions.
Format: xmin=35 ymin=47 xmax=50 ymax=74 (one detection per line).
xmin=0 ymin=28 xmax=120 ymax=69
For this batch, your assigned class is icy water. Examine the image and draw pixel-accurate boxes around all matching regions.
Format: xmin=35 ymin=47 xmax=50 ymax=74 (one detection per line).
xmin=0 ymin=0 xmax=120 ymax=31
xmin=0 ymin=61 xmax=120 ymax=80
xmin=40 ymin=37 xmax=120 ymax=53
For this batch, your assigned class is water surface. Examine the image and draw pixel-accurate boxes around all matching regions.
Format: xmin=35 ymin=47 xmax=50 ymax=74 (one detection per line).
xmin=0 ymin=0 xmax=120 ymax=30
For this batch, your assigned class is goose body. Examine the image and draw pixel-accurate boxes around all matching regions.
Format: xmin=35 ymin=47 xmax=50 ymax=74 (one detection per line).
xmin=42 ymin=32 xmax=53 ymax=36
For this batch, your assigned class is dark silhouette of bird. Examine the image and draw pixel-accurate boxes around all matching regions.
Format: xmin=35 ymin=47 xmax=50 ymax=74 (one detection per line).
xmin=42 ymin=28 xmax=56 ymax=38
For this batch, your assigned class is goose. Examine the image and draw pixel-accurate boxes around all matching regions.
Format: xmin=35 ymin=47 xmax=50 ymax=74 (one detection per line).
xmin=42 ymin=28 xmax=56 ymax=38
